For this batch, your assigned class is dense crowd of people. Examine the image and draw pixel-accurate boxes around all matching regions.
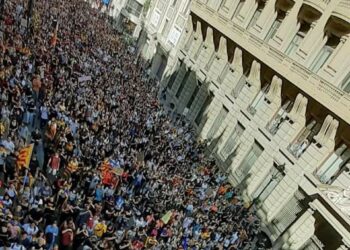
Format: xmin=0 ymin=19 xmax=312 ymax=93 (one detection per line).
xmin=0 ymin=0 xmax=261 ymax=249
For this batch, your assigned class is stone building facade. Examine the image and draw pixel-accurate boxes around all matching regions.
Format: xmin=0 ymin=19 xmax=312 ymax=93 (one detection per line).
xmin=141 ymin=0 xmax=350 ymax=249
xmin=137 ymin=0 xmax=192 ymax=76
xmin=99 ymin=0 xmax=148 ymax=37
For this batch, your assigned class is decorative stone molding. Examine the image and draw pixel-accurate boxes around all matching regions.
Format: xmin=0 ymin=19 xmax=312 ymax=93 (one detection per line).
xmin=288 ymin=94 xmax=307 ymax=124
xmin=247 ymin=60 xmax=261 ymax=89
xmin=231 ymin=47 xmax=243 ymax=73
xmin=217 ymin=36 xmax=228 ymax=61
xmin=265 ymin=75 xmax=282 ymax=106
xmin=182 ymin=15 xmax=194 ymax=49
xmin=324 ymin=118 xmax=339 ymax=148
xmin=194 ymin=21 xmax=203 ymax=41
xmin=314 ymin=115 xmax=333 ymax=146
xmin=314 ymin=115 xmax=339 ymax=148
xmin=319 ymin=184 xmax=350 ymax=218
xmin=203 ymin=27 xmax=214 ymax=49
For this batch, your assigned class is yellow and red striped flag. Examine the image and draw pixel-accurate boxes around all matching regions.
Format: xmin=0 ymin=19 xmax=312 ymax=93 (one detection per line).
xmin=16 ymin=144 xmax=34 ymax=170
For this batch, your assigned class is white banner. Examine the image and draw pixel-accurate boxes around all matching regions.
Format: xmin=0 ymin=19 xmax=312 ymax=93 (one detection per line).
xmin=21 ymin=18 xmax=27 ymax=28
xmin=78 ymin=75 xmax=92 ymax=82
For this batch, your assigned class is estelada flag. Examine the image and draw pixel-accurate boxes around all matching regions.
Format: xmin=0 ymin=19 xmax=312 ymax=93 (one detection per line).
xmin=100 ymin=160 xmax=112 ymax=173
xmin=17 ymin=144 xmax=34 ymax=169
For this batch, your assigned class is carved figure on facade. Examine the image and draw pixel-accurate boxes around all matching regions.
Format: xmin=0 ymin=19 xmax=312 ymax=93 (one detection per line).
xmin=247 ymin=60 xmax=261 ymax=90
xmin=320 ymin=184 xmax=350 ymax=217
xmin=231 ymin=47 xmax=243 ymax=73
xmin=217 ymin=36 xmax=228 ymax=61
xmin=265 ymin=75 xmax=282 ymax=105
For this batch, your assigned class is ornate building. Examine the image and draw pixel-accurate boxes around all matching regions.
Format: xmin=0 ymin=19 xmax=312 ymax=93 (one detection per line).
xmin=141 ymin=0 xmax=350 ymax=249
xmin=102 ymin=0 xmax=148 ymax=37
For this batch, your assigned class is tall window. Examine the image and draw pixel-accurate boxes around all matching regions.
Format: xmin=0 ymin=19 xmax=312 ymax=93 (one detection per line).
xmin=207 ymin=106 xmax=229 ymax=139
xmin=156 ymin=56 xmax=167 ymax=80
xmin=186 ymin=82 xmax=201 ymax=109
xmin=247 ymin=8 xmax=263 ymax=30
xmin=184 ymin=32 xmax=194 ymax=52
xmin=252 ymin=162 xmax=285 ymax=201
xmin=238 ymin=140 xmax=264 ymax=179
xmin=168 ymin=61 xmax=183 ymax=89
xmin=162 ymin=19 xmax=170 ymax=37
xmin=265 ymin=18 xmax=281 ymax=41
xmin=205 ymin=52 xmax=216 ymax=71
xmin=168 ymin=26 xmax=182 ymax=47
xmin=285 ymin=22 xmax=311 ymax=56
xmin=193 ymin=42 xmax=203 ymax=61
xmin=341 ymin=71 xmax=350 ymax=93
xmin=195 ymin=92 xmax=214 ymax=125
xmin=267 ymin=99 xmax=293 ymax=135
xmin=182 ymin=0 xmax=191 ymax=14
xmin=310 ymin=34 xmax=340 ymax=73
xmin=265 ymin=9 xmax=287 ymax=41
xmin=167 ymin=72 xmax=178 ymax=89
xmin=125 ymin=0 xmax=143 ymax=17
xmin=220 ymin=122 xmax=245 ymax=160
xmin=248 ymin=84 xmax=269 ymax=115
xmin=219 ymin=0 xmax=231 ymax=13
xmin=217 ymin=63 xmax=230 ymax=83
xmin=233 ymin=1 xmax=245 ymax=19
xmin=316 ymin=143 xmax=350 ymax=184
xmin=289 ymin=118 xmax=321 ymax=158
xmin=273 ymin=191 xmax=305 ymax=234
xmin=175 ymin=70 xmax=191 ymax=98
xmin=286 ymin=32 xmax=305 ymax=56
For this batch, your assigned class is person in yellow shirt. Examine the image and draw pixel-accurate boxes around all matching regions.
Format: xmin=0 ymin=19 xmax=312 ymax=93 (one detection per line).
xmin=94 ymin=220 xmax=107 ymax=238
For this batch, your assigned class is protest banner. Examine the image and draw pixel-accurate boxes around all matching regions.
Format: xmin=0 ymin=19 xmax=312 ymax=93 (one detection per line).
xmin=78 ymin=75 xmax=92 ymax=82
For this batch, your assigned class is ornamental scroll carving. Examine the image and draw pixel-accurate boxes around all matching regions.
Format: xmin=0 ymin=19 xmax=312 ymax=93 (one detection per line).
xmin=320 ymin=184 xmax=350 ymax=217
xmin=193 ymin=21 xmax=202 ymax=41
xmin=265 ymin=75 xmax=282 ymax=106
xmin=247 ymin=60 xmax=261 ymax=91
xmin=204 ymin=27 xmax=214 ymax=49
xmin=288 ymin=94 xmax=307 ymax=123
xmin=231 ymin=48 xmax=243 ymax=73
xmin=314 ymin=115 xmax=338 ymax=147
xmin=217 ymin=37 xmax=228 ymax=61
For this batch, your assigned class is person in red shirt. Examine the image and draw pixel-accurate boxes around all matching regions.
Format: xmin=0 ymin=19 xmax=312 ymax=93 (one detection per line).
xmin=131 ymin=240 xmax=144 ymax=250
xmin=60 ymin=223 xmax=74 ymax=250
xmin=47 ymin=152 xmax=61 ymax=176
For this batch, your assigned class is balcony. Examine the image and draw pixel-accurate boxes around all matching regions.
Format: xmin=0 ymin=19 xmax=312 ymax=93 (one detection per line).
xmin=303 ymin=0 xmax=330 ymax=12
xmin=123 ymin=0 xmax=143 ymax=19
xmin=333 ymin=0 xmax=350 ymax=23
xmin=190 ymin=0 xmax=350 ymax=125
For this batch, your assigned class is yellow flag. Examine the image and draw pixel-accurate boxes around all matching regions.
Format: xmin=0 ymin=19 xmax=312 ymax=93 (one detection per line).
xmin=161 ymin=211 xmax=172 ymax=224
xmin=17 ymin=144 xmax=34 ymax=169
